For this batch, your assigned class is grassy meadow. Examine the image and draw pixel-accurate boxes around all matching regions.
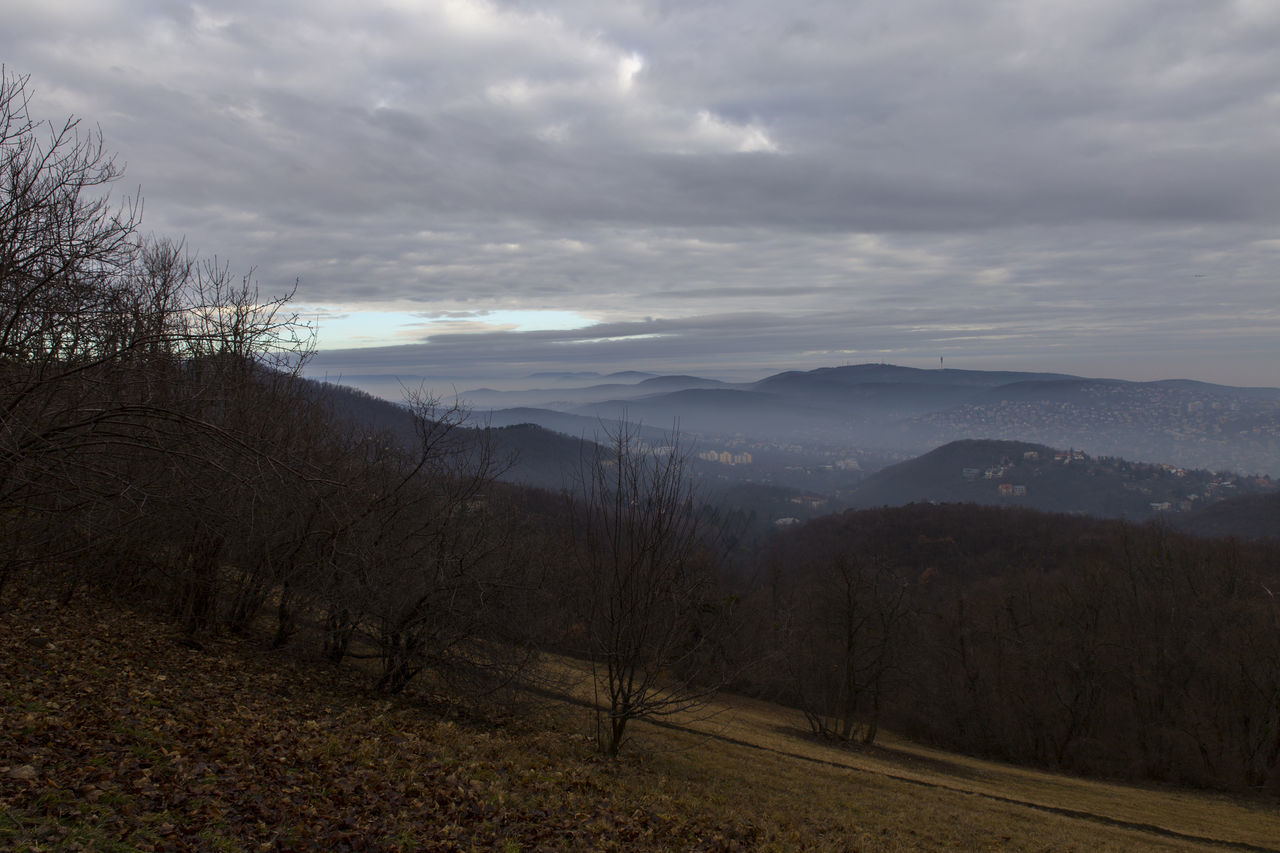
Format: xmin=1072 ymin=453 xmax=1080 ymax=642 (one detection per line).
xmin=3 ymin=594 xmax=1278 ymax=852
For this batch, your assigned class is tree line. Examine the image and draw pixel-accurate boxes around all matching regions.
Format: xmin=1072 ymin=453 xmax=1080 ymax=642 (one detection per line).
xmin=747 ymin=504 xmax=1280 ymax=793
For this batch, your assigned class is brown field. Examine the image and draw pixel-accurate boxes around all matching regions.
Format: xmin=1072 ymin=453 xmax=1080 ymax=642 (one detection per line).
xmin=3 ymin=596 xmax=1278 ymax=851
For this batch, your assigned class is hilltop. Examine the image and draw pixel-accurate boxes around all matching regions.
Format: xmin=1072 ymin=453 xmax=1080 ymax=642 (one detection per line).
xmin=847 ymin=438 xmax=1276 ymax=521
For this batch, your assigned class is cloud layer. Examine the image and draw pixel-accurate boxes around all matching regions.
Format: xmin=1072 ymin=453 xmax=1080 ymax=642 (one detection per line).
xmin=5 ymin=0 xmax=1278 ymax=388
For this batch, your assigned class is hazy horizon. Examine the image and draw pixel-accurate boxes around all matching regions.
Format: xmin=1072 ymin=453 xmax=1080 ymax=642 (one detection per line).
xmin=303 ymin=356 xmax=1280 ymax=408
xmin=6 ymin=2 xmax=1278 ymax=390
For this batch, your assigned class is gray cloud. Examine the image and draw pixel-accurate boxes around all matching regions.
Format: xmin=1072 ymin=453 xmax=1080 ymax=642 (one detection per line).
xmin=4 ymin=0 xmax=1278 ymax=390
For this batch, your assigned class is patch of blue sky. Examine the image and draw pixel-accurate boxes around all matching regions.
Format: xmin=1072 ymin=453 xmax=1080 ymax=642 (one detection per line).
xmin=304 ymin=308 xmax=597 ymax=351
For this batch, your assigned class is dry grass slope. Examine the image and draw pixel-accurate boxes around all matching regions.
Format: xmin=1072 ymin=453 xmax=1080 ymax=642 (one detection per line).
xmin=3 ymin=596 xmax=1278 ymax=852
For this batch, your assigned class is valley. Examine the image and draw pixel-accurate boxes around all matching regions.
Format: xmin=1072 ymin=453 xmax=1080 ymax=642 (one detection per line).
xmin=325 ymin=364 xmax=1280 ymax=534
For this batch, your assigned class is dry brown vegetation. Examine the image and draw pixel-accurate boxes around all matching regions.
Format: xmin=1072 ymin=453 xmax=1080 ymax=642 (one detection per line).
xmin=5 ymin=593 xmax=1279 ymax=852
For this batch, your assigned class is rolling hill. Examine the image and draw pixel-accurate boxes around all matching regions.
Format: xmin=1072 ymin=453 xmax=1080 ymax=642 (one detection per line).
xmin=467 ymin=363 xmax=1280 ymax=477
xmin=845 ymin=438 xmax=1275 ymax=520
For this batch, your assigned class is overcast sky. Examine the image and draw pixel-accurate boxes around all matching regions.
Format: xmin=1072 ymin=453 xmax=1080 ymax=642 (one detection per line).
xmin=5 ymin=0 xmax=1279 ymax=390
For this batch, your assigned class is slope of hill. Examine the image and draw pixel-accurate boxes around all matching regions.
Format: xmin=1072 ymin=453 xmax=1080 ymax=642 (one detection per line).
xmin=576 ymin=388 xmax=795 ymax=429
xmin=525 ymin=370 xmax=657 ymax=382
xmin=480 ymin=406 xmax=681 ymax=447
xmin=459 ymin=373 xmax=726 ymax=410
xmin=752 ymin=364 xmax=1081 ymax=390
xmin=849 ymin=439 xmax=1057 ymax=508
xmin=753 ymin=378 xmax=981 ymax=419
xmin=487 ymin=423 xmax=590 ymax=491
xmin=7 ymin=594 xmax=1280 ymax=852
xmin=847 ymin=439 xmax=1277 ymax=519
xmin=909 ymin=377 xmax=1280 ymax=474
xmin=308 ymin=381 xmax=595 ymax=490
xmin=1171 ymin=491 xmax=1280 ymax=541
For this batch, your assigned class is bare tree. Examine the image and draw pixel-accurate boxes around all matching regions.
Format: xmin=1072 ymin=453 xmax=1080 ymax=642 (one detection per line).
xmin=0 ymin=67 xmax=144 ymax=599
xmin=293 ymin=390 xmax=540 ymax=697
xmin=782 ymin=549 xmax=910 ymax=744
xmin=571 ymin=422 xmax=728 ymax=756
xmin=0 ymin=67 xmax=314 ymax=609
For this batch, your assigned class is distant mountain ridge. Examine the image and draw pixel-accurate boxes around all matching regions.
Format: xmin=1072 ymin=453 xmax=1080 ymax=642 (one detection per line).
xmin=753 ymin=364 xmax=1082 ymax=390
xmin=313 ymin=372 xmax=1278 ymax=530
xmin=470 ymin=363 xmax=1279 ymax=476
